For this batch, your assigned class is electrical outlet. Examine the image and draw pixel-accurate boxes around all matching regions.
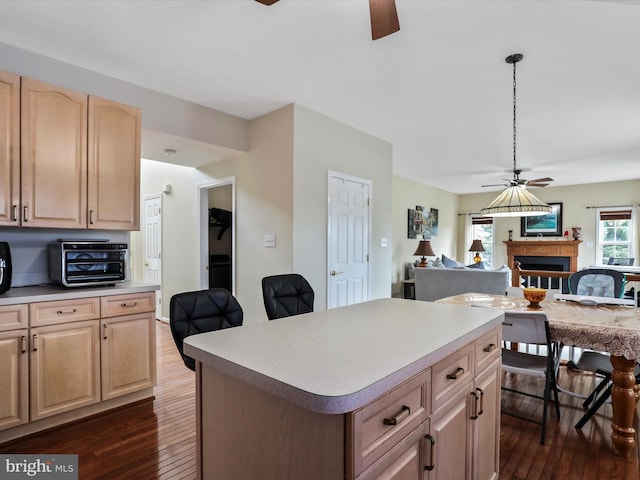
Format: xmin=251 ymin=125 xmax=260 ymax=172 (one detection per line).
xmin=264 ymin=234 xmax=276 ymax=247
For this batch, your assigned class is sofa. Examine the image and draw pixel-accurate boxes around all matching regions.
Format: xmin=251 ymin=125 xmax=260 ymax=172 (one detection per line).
xmin=413 ymin=264 xmax=511 ymax=302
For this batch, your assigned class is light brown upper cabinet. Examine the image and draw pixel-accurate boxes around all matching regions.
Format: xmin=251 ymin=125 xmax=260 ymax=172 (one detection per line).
xmin=0 ymin=70 xmax=20 ymax=227
xmin=1 ymin=70 xmax=141 ymax=230
xmin=21 ymin=77 xmax=88 ymax=229
xmin=88 ymin=96 xmax=141 ymax=230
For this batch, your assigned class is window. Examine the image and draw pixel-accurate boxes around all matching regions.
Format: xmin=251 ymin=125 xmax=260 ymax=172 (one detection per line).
xmin=596 ymin=207 xmax=634 ymax=265
xmin=469 ymin=216 xmax=494 ymax=267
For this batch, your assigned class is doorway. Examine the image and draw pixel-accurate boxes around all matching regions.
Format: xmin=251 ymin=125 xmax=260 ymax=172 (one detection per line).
xmin=327 ymin=171 xmax=371 ymax=308
xmin=142 ymin=194 xmax=163 ymax=320
xmin=199 ymin=177 xmax=236 ymax=293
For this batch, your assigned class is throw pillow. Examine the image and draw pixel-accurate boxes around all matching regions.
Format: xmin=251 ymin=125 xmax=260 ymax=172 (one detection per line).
xmin=466 ymin=261 xmax=485 ymax=269
xmin=442 ymin=254 xmax=462 ymax=269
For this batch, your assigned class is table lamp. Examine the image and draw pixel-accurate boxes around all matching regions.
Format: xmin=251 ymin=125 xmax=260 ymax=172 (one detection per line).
xmin=468 ymin=239 xmax=485 ymax=263
xmin=413 ymin=240 xmax=435 ymax=267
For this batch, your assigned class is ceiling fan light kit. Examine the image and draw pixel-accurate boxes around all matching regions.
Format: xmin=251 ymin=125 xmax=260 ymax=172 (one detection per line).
xmin=481 ymin=53 xmax=553 ymax=218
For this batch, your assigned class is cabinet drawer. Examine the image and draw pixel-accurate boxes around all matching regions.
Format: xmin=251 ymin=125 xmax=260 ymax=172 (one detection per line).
xmin=475 ymin=326 xmax=501 ymax=373
xmin=432 ymin=343 xmax=474 ymax=411
xmin=348 ymin=369 xmax=430 ymax=478
xmin=0 ymin=304 xmax=28 ymax=331
xmin=100 ymin=292 xmax=155 ymax=318
xmin=30 ymin=298 xmax=100 ymax=327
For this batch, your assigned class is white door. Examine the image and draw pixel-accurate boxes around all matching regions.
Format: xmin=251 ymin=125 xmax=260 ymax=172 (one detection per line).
xmin=143 ymin=195 xmax=162 ymax=320
xmin=328 ymin=173 xmax=371 ymax=308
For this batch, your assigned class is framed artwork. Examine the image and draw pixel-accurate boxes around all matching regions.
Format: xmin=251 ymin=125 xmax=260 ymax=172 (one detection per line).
xmin=520 ymin=202 xmax=563 ymax=237
xmin=407 ymin=206 xmax=433 ymax=239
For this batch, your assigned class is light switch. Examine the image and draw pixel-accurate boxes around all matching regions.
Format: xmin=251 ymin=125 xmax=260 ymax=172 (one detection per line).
xmin=380 ymin=237 xmax=388 ymax=247
xmin=264 ymin=234 xmax=276 ymax=247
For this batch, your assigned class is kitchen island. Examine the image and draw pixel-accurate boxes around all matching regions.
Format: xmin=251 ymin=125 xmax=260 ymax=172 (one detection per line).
xmin=184 ymin=298 xmax=504 ymax=480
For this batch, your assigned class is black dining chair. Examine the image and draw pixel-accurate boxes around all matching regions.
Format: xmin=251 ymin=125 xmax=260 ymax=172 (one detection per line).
xmin=261 ymin=273 xmax=314 ymax=320
xmin=169 ymin=288 xmax=243 ymax=371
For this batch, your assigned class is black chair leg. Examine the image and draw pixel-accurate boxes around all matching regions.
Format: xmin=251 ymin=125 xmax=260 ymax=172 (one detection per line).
xmin=575 ymin=384 xmax=613 ymax=429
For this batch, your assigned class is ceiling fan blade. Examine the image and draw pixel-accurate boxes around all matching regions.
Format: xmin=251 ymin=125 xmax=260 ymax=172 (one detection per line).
xmin=482 ymin=183 xmax=508 ymax=188
xmin=369 ymin=0 xmax=400 ymax=40
xmin=527 ymin=182 xmax=550 ymax=187
xmin=255 ymin=0 xmax=279 ymax=5
xmin=527 ymin=177 xmax=554 ymax=183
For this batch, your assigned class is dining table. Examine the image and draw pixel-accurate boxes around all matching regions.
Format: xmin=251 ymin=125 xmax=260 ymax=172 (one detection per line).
xmin=436 ymin=292 xmax=640 ymax=459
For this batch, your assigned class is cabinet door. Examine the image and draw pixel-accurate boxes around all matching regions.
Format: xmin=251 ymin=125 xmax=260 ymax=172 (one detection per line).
xmin=429 ymin=386 xmax=471 ymax=480
xmin=359 ymin=421 xmax=430 ymax=480
xmin=101 ymin=312 xmax=156 ymax=401
xmin=88 ymin=96 xmax=141 ymax=230
xmin=471 ymin=359 xmax=501 ymax=480
xmin=0 ymin=70 xmax=20 ymax=226
xmin=0 ymin=329 xmax=28 ymax=431
xmin=21 ymin=77 xmax=87 ymax=229
xmin=30 ymin=320 xmax=100 ymax=420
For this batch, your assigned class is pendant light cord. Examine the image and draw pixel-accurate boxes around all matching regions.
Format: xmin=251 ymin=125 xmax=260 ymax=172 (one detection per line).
xmin=512 ymin=59 xmax=517 ymax=174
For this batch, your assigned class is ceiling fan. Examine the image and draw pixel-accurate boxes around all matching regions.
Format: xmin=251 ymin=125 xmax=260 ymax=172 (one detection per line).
xmin=482 ymin=169 xmax=554 ymax=189
xmin=255 ymin=0 xmax=400 ymax=40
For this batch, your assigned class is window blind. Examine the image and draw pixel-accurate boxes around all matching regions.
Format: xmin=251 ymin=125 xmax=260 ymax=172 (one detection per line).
xmin=599 ymin=209 xmax=632 ymax=221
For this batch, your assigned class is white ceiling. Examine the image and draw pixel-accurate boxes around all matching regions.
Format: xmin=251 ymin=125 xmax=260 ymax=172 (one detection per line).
xmin=1 ymin=0 xmax=639 ymax=194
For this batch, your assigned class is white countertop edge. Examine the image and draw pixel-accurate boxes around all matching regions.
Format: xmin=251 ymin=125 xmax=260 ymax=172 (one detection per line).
xmin=188 ymin=316 xmax=502 ymax=415
xmin=0 ymin=281 xmax=160 ymax=305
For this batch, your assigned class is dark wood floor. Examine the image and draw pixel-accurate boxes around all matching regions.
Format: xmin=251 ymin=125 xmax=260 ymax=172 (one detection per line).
xmin=1 ymin=321 xmax=639 ymax=479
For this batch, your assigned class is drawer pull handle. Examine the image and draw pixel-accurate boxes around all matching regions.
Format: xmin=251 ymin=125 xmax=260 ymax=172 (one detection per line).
xmin=383 ymin=405 xmax=411 ymax=426
xmin=424 ymin=433 xmax=435 ymax=471
xmin=23 ymin=205 xmax=28 ymax=222
xmin=32 ymin=333 xmax=38 ymax=352
xmin=21 ymin=335 xmax=27 ymax=354
xmin=446 ymin=367 xmax=464 ymax=380
xmin=56 ymin=308 xmax=77 ymax=315
xmin=121 ymin=302 xmax=138 ymax=308
xmin=483 ymin=343 xmax=497 ymax=353
xmin=12 ymin=205 xmax=18 ymax=222
xmin=103 ymin=323 xmax=108 ymax=340
xmin=477 ymin=387 xmax=484 ymax=416
xmin=470 ymin=387 xmax=485 ymax=420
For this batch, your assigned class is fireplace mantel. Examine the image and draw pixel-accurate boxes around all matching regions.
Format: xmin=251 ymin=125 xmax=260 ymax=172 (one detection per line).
xmin=504 ymin=240 xmax=582 ymax=272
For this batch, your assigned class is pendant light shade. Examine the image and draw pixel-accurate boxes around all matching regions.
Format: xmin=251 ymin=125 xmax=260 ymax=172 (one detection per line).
xmin=480 ymin=54 xmax=552 ymax=218
xmin=481 ymin=185 xmax=552 ymax=217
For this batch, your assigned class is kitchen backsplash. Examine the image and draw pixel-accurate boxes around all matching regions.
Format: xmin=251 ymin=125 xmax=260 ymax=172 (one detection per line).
xmin=0 ymin=228 xmax=129 ymax=287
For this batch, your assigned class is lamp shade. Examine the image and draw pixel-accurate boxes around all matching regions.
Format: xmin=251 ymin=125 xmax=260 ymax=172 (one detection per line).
xmin=413 ymin=240 xmax=435 ymax=267
xmin=480 ymin=185 xmax=552 ymax=217
xmin=414 ymin=240 xmax=435 ymax=257
xmin=468 ymin=240 xmax=485 ymax=253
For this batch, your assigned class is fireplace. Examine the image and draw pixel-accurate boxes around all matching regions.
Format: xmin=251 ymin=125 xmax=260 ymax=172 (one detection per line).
xmin=505 ymin=240 xmax=581 ymax=292
xmin=514 ymin=255 xmax=570 ymax=291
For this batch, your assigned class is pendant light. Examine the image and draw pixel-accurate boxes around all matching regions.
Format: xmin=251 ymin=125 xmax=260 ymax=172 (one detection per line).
xmin=480 ymin=54 xmax=552 ymax=217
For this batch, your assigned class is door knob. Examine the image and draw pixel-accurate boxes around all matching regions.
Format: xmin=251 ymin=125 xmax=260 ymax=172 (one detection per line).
xmin=331 ymin=270 xmax=343 ymax=276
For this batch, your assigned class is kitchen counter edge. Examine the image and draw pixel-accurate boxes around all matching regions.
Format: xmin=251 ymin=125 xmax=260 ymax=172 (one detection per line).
xmin=0 ymin=281 xmax=160 ymax=305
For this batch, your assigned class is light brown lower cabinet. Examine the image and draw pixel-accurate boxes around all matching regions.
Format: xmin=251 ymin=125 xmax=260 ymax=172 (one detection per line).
xmin=0 ymin=290 xmax=157 ymax=442
xmin=101 ymin=312 xmax=156 ymax=401
xmin=0 ymin=328 xmax=28 ymax=430
xmin=196 ymin=326 xmax=501 ymax=480
xmin=30 ymin=319 xmax=101 ymax=421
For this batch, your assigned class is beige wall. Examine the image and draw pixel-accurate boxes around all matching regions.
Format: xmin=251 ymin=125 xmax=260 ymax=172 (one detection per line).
xmin=458 ymin=180 xmax=640 ymax=269
xmin=293 ymin=105 xmax=393 ymax=307
xmin=198 ymin=105 xmax=294 ymax=323
xmin=391 ymin=176 xmax=459 ymax=297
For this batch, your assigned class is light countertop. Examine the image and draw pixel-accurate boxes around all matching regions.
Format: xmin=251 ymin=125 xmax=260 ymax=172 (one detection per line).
xmin=184 ymin=298 xmax=503 ymax=414
xmin=0 ymin=281 xmax=160 ymax=306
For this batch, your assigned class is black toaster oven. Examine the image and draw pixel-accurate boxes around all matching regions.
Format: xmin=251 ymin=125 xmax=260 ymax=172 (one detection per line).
xmin=48 ymin=241 xmax=128 ymax=287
